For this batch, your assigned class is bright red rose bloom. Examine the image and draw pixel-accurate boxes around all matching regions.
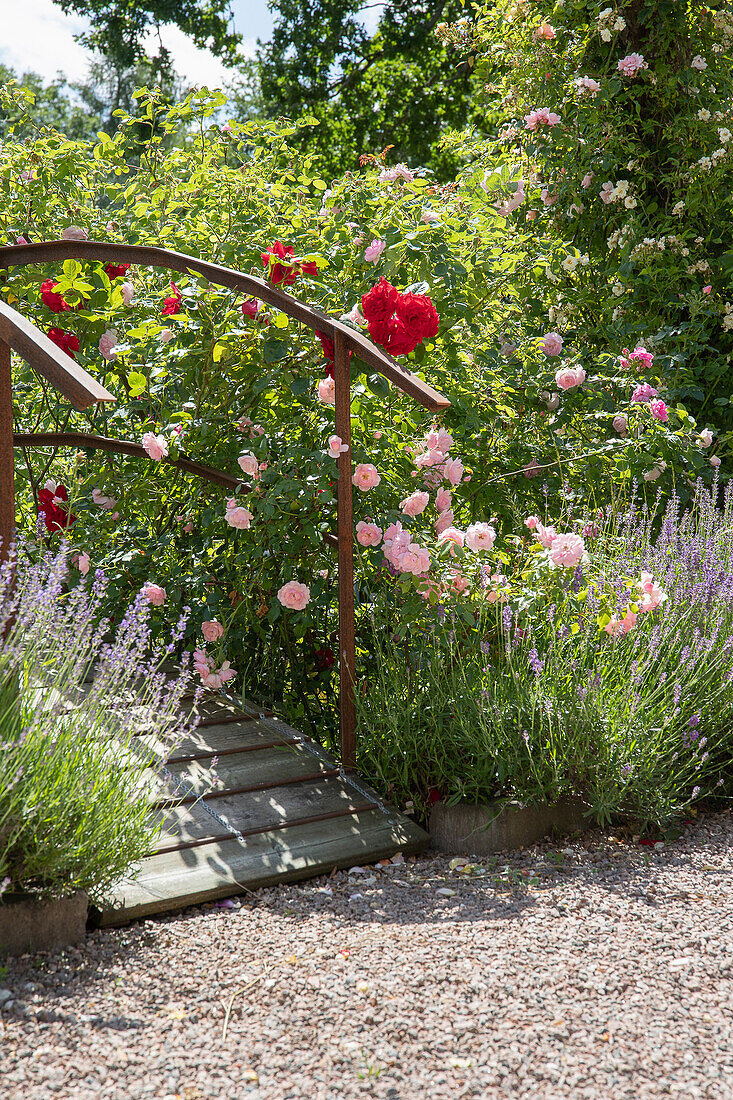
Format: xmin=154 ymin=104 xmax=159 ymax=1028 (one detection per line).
xmin=368 ymin=317 xmax=419 ymax=357
xmin=41 ymin=279 xmax=71 ymax=314
xmin=299 ymin=260 xmax=318 ymax=278
xmin=162 ymin=280 xmax=182 ymax=315
xmin=38 ymin=483 xmax=76 ymax=532
xmin=104 ymin=262 xmax=131 ymax=280
xmin=261 ymin=241 xmax=296 ymax=286
xmin=396 ymin=292 xmax=440 ymax=342
xmin=361 ymin=277 xmax=400 ymax=323
xmin=47 ymin=328 xmax=80 ymax=359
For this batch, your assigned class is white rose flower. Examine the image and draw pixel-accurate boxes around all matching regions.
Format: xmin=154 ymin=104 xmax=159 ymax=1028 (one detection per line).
xmin=624 ymin=196 xmax=638 ymax=209
xmin=691 ymin=55 xmax=708 ymax=70
xmin=600 ymin=28 xmax=611 ymax=41
xmin=719 ymin=128 xmax=732 ymax=143
xmin=697 ymin=108 xmax=711 ymax=120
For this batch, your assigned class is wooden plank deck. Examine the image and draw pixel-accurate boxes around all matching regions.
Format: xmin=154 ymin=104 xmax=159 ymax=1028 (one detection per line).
xmin=100 ymin=693 xmax=428 ymax=925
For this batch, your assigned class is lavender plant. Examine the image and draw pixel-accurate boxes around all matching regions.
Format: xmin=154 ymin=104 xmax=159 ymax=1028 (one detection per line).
xmin=356 ymin=482 xmax=733 ymax=830
xmin=0 ymin=545 xmax=196 ymax=903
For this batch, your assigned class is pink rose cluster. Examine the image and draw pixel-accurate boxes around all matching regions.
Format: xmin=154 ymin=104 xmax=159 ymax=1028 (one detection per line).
xmin=383 ymin=522 xmax=431 ymax=576
xmin=225 ymin=497 xmax=252 ymax=529
xmin=618 ymin=346 xmax=654 ymax=370
xmin=524 ymin=107 xmax=562 ymax=131
xmin=142 ymin=432 xmax=168 ymax=462
xmin=528 ymin=521 xmax=585 ymax=568
xmin=413 ymin=428 xmax=463 ymax=488
xmin=617 ymin=52 xmax=648 ymax=77
xmin=604 ymin=572 xmax=667 ymax=636
xmin=194 ymin=648 xmax=236 ymax=689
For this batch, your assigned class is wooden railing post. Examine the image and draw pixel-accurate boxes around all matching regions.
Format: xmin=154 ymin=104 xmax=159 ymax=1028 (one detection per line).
xmin=0 ymin=339 xmax=14 ymax=563
xmin=334 ymin=331 xmax=356 ymax=769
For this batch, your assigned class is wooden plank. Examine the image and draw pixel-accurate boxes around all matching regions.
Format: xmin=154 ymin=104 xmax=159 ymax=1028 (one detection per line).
xmin=100 ymin=808 xmax=429 ymax=924
xmin=137 ymin=716 xmax=303 ymax=761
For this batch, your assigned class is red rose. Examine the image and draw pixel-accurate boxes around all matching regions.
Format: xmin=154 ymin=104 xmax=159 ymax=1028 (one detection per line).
xmin=261 ymin=240 xmax=296 ymax=286
xmin=162 ymin=280 xmax=182 ymax=316
xmin=368 ymin=317 xmax=419 ymax=357
xmin=395 ymin=292 xmax=440 ymax=342
xmin=361 ymin=277 xmax=400 ymax=323
xmin=104 ymin=262 xmax=131 ymax=280
xmin=41 ymin=279 xmax=71 ymax=314
xmin=47 ymin=328 xmax=80 ymax=359
xmin=299 ymin=260 xmax=318 ymax=278
xmin=37 ymin=483 xmax=76 ymax=532
xmin=316 ymin=331 xmax=352 ymax=374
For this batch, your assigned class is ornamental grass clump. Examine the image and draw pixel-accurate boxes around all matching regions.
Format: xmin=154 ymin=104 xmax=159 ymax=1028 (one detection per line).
xmin=356 ymin=482 xmax=733 ymax=831
xmin=0 ymin=546 xmax=196 ymax=903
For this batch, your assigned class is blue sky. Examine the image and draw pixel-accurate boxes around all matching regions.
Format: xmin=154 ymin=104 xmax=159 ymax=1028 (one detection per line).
xmin=0 ymin=0 xmax=275 ymax=87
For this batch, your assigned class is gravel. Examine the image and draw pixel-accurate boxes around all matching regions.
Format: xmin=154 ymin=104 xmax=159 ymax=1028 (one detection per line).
xmin=2 ymin=809 xmax=732 ymax=1099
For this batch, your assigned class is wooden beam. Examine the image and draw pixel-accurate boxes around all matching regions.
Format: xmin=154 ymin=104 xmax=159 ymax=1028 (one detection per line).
xmin=334 ymin=330 xmax=356 ymax=770
xmin=0 ymin=340 xmax=14 ymax=561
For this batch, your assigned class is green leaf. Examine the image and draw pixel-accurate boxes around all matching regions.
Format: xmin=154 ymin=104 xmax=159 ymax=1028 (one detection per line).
xmin=127 ymin=372 xmax=147 ymax=396
xmin=262 ymin=337 xmax=290 ymax=364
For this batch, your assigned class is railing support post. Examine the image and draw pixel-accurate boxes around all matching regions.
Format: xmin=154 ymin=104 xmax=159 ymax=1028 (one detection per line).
xmin=334 ymin=332 xmax=356 ymax=770
xmin=0 ymin=339 xmax=14 ymax=563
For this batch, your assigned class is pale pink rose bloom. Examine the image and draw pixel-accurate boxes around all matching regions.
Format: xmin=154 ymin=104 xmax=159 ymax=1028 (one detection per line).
xmin=649 ymin=399 xmax=668 ymax=422
xmin=326 ymin=434 xmax=349 ymax=459
xmin=401 ymin=490 xmax=429 ymax=517
xmin=143 ymin=582 xmax=166 ymax=605
xmin=621 ymin=608 xmax=638 ymax=633
xmin=450 ymin=572 xmax=470 ymax=593
xmin=318 ymin=376 xmax=336 ymax=404
xmin=92 ymin=487 xmax=115 ymax=508
xmin=599 ymin=182 xmax=614 ymax=204
xmin=540 ymin=189 xmax=558 ymax=206
xmin=542 ymin=331 xmax=564 ymax=357
xmin=62 ymin=225 xmax=88 ymax=241
xmin=379 ymin=167 xmax=399 ymax=183
xmin=121 ymin=280 xmax=134 ymax=306
xmin=631 ymin=382 xmax=658 ymax=404
xmin=425 ymin=427 xmax=453 ymax=453
xmin=225 ymin=499 xmax=253 ymax=529
xmin=534 ymin=523 xmax=558 ymax=548
xmin=438 ymin=526 xmax=465 ymax=553
xmin=617 ymin=53 xmax=648 ymax=77
xmin=581 ymin=172 xmax=594 ymax=189
xmin=383 ymin=521 xmax=406 ymax=543
xmin=421 ymin=209 xmax=440 ymax=223
xmin=555 ymin=365 xmax=585 ymax=390
xmin=77 ymin=551 xmax=91 ymax=576
xmin=643 ymin=465 xmax=664 ymax=481
xmin=535 ymin=22 xmax=555 ymax=39
xmin=577 ymin=77 xmax=600 ymax=96
xmin=394 ymin=163 xmax=414 ymax=181
xmin=373 ymin=430 xmax=383 ymax=440
xmin=347 ymin=303 xmax=366 ymax=325
xmin=613 ymin=414 xmax=628 ymax=436
xmin=356 ymin=521 xmax=382 ymax=547
xmin=703 ymin=285 xmax=712 ymax=294
xmin=193 ymin=649 xmax=210 ymax=677
xmin=699 ymin=429 xmax=713 ymax=447
xmin=484 ymin=572 xmax=507 ymax=604
xmin=160 ymin=328 xmax=175 ymax=343
xmin=352 ymin=463 xmax=381 ymax=490
xmin=710 ymin=455 xmax=722 ymax=468
xmin=414 ymin=448 xmax=445 ymax=468
xmin=444 ymin=456 xmax=464 ymax=485
xmin=397 ymin=543 xmax=431 ymax=575
xmin=525 ymin=516 xmax=540 ymax=530
xmin=142 ymin=432 xmax=168 ymax=461
xmin=202 ymin=619 xmax=224 ymax=642
xmin=242 ymin=298 xmax=260 ymax=318
xmin=435 ymin=487 xmax=452 ymax=513
xmin=524 ymin=108 xmax=561 ymax=130
xmin=99 ymin=329 xmax=118 ymax=360
xmin=238 ymin=451 xmax=259 ymax=476
xmin=435 ymin=510 xmax=455 ymax=535
xmin=277 ymin=580 xmax=311 ymax=610
xmin=202 ymin=661 xmax=236 ymax=690
xmin=466 ymin=523 xmax=496 ymax=552
xmin=364 ymin=239 xmax=386 ymax=263
xmin=604 ymin=616 xmax=625 ymax=637
xmin=548 ymin=532 xmax=585 ymax=568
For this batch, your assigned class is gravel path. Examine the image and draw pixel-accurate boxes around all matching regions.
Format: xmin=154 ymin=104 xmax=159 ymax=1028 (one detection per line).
xmin=1 ymin=810 xmax=732 ymax=1099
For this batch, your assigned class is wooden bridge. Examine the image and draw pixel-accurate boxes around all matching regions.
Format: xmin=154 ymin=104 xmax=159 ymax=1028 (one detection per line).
xmin=0 ymin=240 xmax=446 ymax=921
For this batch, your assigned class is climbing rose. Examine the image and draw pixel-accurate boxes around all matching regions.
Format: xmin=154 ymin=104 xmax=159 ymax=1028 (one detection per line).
xmin=162 ymin=281 xmax=182 ymax=315
xmin=541 ymin=332 xmax=563 ymax=357
xmin=435 ymin=487 xmax=452 ymax=513
xmin=525 ymin=516 xmax=540 ymax=530
xmin=356 ymin=521 xmax=382 ymax=547
xmin=121 ymin=280 xmax=134 ymax=306
xmin=37 ymin=483 xmax=75 ymax=532
xmin=142 ymin=432 xmax=168 ymax=461
xmin=548 ymin=533 xmax=585 ymax=568
xmin=368 ymin=317 xmax=419 ymax=357
xmin=202 ymin=619 xmax=225 ymax=642
xmin=47 ymin=328 xmax=79 ymax=359
xmin=104 ymin=263 xmax=130 ymax=280
xmin=326 ymin=435 xmax=349 ymax=459
xmin=201 ymin=661 xmax=236 ymax=690
xmin=649 ymin=399 xmax=668 ymax=422
xmin=277 ymin=581 xmax=311 ymax=610
xmin=613 ymin=414 xmax=629 ymax=436
xmin=465 ymin=523 xmax=496 ymax=552
xmin=535 ymin=22 xmax=555 ymax=39
xmin=225 ymin=498 xmax=252 ymax=529
xmin=555 ymin=365 xmax=585 ymax=390
xmin=699 ymin=429 xmax=714 ymax=447
xmin=401 ymin=490 xmax=429 ymax=517
xmin=534 ymin=523 xmax=558 ymax=548
xmin=237 ymin=451 xmax=259 ymax=477
xmin=631 ymin=383 xmax=658 ymax=404
xmin=617 ymin=53 xmax=648 ymax=77
xmin=241 ymin=298 xmax=260 ymax=319
xmin=364 ymin=239 xmax=386 ymax=263
xmin=352 ymin=463 xmax=381 ymax=491
xmin=41 ymin=279 xmax=71 ymax=313
xmin=61 ymin=226 xmax=88 ymax=241
xmin=395 ymin=293 xmax=440 ymax=342
xmin=99 ymin=330 xmax=117 ymax=360
xmin=435 ymin=510 xmax=455 ymax=535
xmin=261 ymin=240 xmax=296 ymax=286
xmin=443 ymin=457 xmax=464 ymax=486
xmin=77 ymin=551 xmax=91 ymax=575
xmin=524 ymin=107 xmax=561 ymax=130
xmin=317 ymin=376 xmax=336 ymax=404
xmin=438 ymin=527 xmax=465 ymax=553
xmin=142 ymin=582 xmax=166 ymax=606
xmin=361 ymin=277 xmax=400 ymax=323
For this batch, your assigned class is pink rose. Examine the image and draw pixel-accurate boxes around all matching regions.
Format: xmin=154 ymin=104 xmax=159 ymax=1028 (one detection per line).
xmin=143 ymin=582 xmax=166 ymax=606
xmin=631 ymin=383 xmax=658 ymax=404
xmin=277 ymin=580 xmax=311 ymax=610
xmin=703 ymin=285 xmax=712 ymax=294
xmin=121 ymin=280 xmax=134 ymax=306
xmin=396 ymin=542 xmax=431 ymax=575
xmin=581 ymin=172 xmax=594 ymax=189
xmin=617 ymin=53 xmax=648 ymax=77
xmin=450 ymin=572 xmax=470 ymax=593
xmin=401 ymin=490 xmax=429 ymax=517
xmin=142 ymin=432 xmax=168 ymax=461
xmin=356 ymin=521 xmax=382 ymax=547
xmin=202 ymin=619 xmax=225 ymax=642
xmin=438 ymin=527 xmax=465 ymax=553
xmin=541 ymin=332 xmax=564 ymax=357
xmin=347 ymin=303 xmax=366 ymax=325
xmin=534 ymin=523 xmax=558 ymax=548
xmin=555 ymin=365 xmax=586 ymax=390
xmin=326 ymin=435 xmax=349 ymax=459
xmin=318 ymin=376 xmax=336 ymax=404
xmin=435 ymin=487 xmax=452 ymax=513
xmin=548 ymin=532 xmax=585 ymax=568
xmin=465 ymin=523 xmax=496 ymax=552
xmin=524 ymin=516 xmax=540 ymax=530
xmin=77 ymin=551 xmax=91 ymax=576
xmin=364 ymin=239 xmax=386 ymax=263
xmin=435 ymin=510 xmax=455 ymax=535
xmin=613 ymin=414 xmax=628 ymax=436
xmin=237 ymin=451 xmax=259 ymax=476
xmin=160 ymin=328 xmax=175 ymax=344
xmin=699 ymin=429 xmax=713 ymax=448
xmin=225 ymin=499 xmax=253 ymax=529
xmin=534 ymin=22 xmax=556 ymax=39
xmin=649 ymin=399 xmax=668 ymax=422
xmin=443 ymin=457 xmax=464 ymax=486
xmin=99 ymin=329 xmax=118 ymax=360
xmin=242 ymin=298 xmax=260 ymax=318
xmin=710 ymin=455 xmax=721 ymax=468
xmin=62 ymin=225 xmax=88 ymax=241
xmin=352 ymin=463 xmax=381 ymax=491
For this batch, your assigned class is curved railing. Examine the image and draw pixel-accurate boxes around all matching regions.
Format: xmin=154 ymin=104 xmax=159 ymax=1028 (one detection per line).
xmin=0 ymin=240 xmax=450 ymax=767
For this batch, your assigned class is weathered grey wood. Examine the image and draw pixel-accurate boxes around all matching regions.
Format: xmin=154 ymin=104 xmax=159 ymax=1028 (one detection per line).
xmin=101 ymin=809 xmax=428 ymax=925
xmin=155 ymin=741 xmax=328 ymax=798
